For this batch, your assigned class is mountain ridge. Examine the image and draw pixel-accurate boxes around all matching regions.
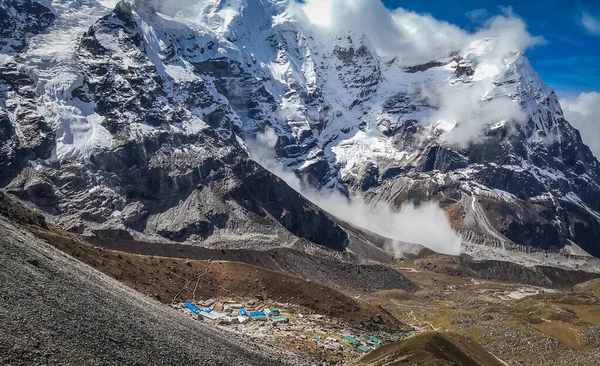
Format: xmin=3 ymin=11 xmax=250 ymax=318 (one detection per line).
xmin=1 ymin=0 xmax=600 ymax=258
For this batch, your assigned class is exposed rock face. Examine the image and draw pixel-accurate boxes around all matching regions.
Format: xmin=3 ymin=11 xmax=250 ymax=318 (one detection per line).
xmin=0 ymin=0 xmax=348 ymax=251
xmin=0 ymin=0 xmax=56 ymax=183
xmin=0 ymin=61 xmax=55 ymax=182
xmin=0 ymin=0 xmax=599 ymax=257
xmin=357 ymin=162 xmax=380 ymax=191
xmin=367 ymin=57 xmax=600 ymax=256
xmin=0 ymin=0 xmax=55 ymax=53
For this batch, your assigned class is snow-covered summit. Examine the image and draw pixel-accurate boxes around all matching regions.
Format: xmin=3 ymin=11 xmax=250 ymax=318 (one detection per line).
xmin=1 ymin=0 xmax=600 ymax=257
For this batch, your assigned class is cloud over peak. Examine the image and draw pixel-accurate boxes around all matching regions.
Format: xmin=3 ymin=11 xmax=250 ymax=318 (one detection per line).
xmin=298 ymin=0 xmax=543 ymax=63
xmin=560 ymin=92 xmax=600 ymax=159
xmin=582 ymin=12 xmax=600 ymax=36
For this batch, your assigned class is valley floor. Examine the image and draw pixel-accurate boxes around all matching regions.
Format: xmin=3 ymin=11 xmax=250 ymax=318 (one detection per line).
xmin=2 ymin=192 xmax=600 ymax=365
xmin=366 ymin=257 xmax=600 ymax=365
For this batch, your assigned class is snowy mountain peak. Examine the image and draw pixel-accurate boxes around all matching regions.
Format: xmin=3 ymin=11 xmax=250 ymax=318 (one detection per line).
xmin=1 ymin=0 xmax=600 ymax=257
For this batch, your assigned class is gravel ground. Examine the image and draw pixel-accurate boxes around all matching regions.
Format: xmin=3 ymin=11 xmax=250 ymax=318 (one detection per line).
xmin=0 ymin=217 xmax=305 ymax=366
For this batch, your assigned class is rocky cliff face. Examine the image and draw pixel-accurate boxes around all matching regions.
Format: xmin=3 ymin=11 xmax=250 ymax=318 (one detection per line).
xmin=363 ymin=54 xmax=600 ymax=256
xmin=0 ymin=0 xmax=349 ymax=251
xmin=0 ymin=0 xmax=55 ymax=54
xmin=0 ymin=0 xmax=55 ymax=180
xmin=1 ymin=0 xmax=599 ymax=257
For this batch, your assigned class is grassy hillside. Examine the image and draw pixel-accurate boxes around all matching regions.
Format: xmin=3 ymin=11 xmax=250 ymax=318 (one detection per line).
xmin=353 ymin=331 xmax=504 ymax=366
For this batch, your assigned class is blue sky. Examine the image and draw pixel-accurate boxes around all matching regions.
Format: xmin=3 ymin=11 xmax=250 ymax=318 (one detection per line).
xmin=382 ymin=0 xmax=600 ymax=96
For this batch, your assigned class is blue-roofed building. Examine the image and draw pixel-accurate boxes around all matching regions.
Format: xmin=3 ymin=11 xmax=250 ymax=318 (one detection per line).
xmin=239 ymin=309 xmax=248 ymax=316
xmin=184 ymin=302 xmax=202 ymax=315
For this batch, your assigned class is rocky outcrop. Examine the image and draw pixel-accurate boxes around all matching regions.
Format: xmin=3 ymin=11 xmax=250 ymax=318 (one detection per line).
xmin=0 ymin=1 xmax=56 ymax=183
xmin=0 ymin=0 xmax=55 ymax=53
xmin=0 ymin=63 xmax=55 ymax=184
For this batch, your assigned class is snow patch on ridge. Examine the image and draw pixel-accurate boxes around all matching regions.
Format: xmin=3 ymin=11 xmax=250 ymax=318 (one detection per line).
xmin=21 ymin=0 xmax=114 ymax=161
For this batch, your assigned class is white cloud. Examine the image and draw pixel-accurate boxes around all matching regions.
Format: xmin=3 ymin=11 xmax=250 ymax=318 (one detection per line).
xmin=298 ymin=0 xmax=543 ymax=63
xmin=296 ymin=0 xmax=466 ymax=61
xmin=302 ymin=0 xmax=333 ymax=26
xmin=473 ymin=15 xmax=546 ymax=57
xmin=465 ymin=9 xmax=489 ymax=23
xmin=256 ymin=126 xmax=278 ymax=148
xmin=424 ymin=82 xmax=527 ymax=147
xmin=390 ymin=8 xmax=467 ymax=61
xmin=411 ymin=15 xmax=542 ymax=147
xmin=560 ymin=92 xmax=600 ymax=159
xmin=582 ymin=12 xmax=600 ymax=36
xmin=296 ymin=0 xmax=545 ymax=147
xmin=250 ymin=128 xmax=463 ymax=255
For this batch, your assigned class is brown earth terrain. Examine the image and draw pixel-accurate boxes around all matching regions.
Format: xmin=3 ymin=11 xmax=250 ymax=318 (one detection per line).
xmin=3 ymin=191 xmax=600 ymax=365
xmin=364 ymin=259 xmax=600 ymax=365
xmin=353 ymin=331 xmax=505 ymax=366
xmin=85 ymin=235 xmax=419 ymax=295
xmin=32 ymin=225 xmax=405 ymax=331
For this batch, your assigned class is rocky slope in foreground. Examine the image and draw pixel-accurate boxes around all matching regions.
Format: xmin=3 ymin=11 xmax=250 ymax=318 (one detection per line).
xmin=0 ymin=213 xmax=300 ymax=365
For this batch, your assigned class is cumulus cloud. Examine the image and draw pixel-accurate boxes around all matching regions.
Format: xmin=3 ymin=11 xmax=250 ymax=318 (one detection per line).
xmin=389 ymin=8 xmax=467 ymax=61
xmin=560 ymin=92 xmax=600 ymax=159
xmin=297 ymin=0 xmax=544 ymax=146
xmin=473 ymin=15 xmax=546 ymax=58
xmin=296 ymin=0 xmax=466 ymax=61
xmin=299 ymin=0 xmax=429 ymax=59
xmin=298 ymin=0 xmax=543 ymax=63
xmin=582 ymin=12 xmax=600 ymax=36
xmin=423 ymin=83 xmax=527 ymax=147
xmin=249 ymin=128 xmax=463 ymax=255
xmin=412 ymin=15 xmax=540 ymax=147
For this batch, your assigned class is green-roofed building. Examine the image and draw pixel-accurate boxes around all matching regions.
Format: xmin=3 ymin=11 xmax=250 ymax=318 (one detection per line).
xmin=363 ymin=335 xmax=382 ymax=347
xmin=363 ymin=335 xmax=381 ymax=342
xmin=357 ymin=345 xmax=370 ymax=353
xmin=271 ymin=315 xmax=288 ymax=323
xmin=342 ymin=336 xmax=359 ymax=345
